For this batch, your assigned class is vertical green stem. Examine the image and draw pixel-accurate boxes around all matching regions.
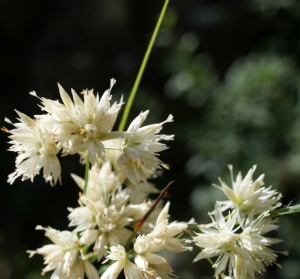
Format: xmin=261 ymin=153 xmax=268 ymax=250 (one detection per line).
xmin=118 ymin=0 xmax=170 ymax=132
xmin=83 ymin=154 xmax=90 ymax=195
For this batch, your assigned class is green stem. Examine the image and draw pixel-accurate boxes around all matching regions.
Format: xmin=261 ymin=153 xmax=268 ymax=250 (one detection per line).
xmin=118 ymin=0 xmax=170 ymax=132
xmin=83 ymin=154 xmax=90 ymax=195
xmin=269 ymin=204 xmax=300 ymax=217
xmin=207 ymin=258 xmax=214 ymax=266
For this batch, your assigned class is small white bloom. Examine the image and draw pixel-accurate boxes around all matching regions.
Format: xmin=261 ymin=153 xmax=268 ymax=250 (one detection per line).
xmin=101 ymin=245 xmax=143 ymax=279
xmin=118 ymin=111 xmax=174 ymax=184
xmin=132 ymin=202 xmax=191 ymax=279
xmin=215 ymin=165 xmax=281 ymax=215
xmin=69 ymin=164 xmax=147 ymax=260
xmin=193 ymin=205 xmax=287 ymax=278
xmin=37 ymin=79 xmax=125 ymax=164
xmin=148 ymin=202 xmax=191 ymax=252
xmin=71 ymin=162 xmax=122 ymax=201
xmin=4 ymin=111 xmax=61 ymax=185
xmin=239 ymin=212 xmax=287 ymax=276
xmin=193 ymin=206 xmax=246 ymax=277
xmin=27 ymin=226 xmax=98 ymax=279
xmin=134 ymin=235 xmax=176 ymax=279
xmin=69 ymin=189 xmax=133 ymax=260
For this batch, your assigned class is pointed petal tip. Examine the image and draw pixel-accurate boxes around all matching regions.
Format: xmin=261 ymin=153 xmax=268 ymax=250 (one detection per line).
xmin=110 ymin=78 xmax=116 ymax=87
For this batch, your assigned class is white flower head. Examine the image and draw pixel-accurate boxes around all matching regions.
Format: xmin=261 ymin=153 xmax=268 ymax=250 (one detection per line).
xmin=134 ymin=202 xmax=191 ymax=255
xmin=71 ymin=162 xmax=122 ymax=201
xmin=239 ymin=212 xmax=288 ymax=276
xmin=193 ymin=204 xmax=287 ymax=278
xmin=118 ymin=111 xmax=174 ymax=185
xmin=4 ymin=111 xmax=61 ymax=185
xmin=68 ymin=186 xmax=133 ymax=260
xmin=133 ymin=234 xmax=177 ymax=279
xmin=27 ymin=226 xmax=98 ymax=279
xmin=37 ymin=79 xmax=125 ymax=165
xmin=101 ymin=245 xmax=143 ymax=279
xmin=193 ymin=205 xmax=246 ymax=277
xmin=69 ymin=163 xmax=154 ymax=260
xmin=215 ymin=165 xmax=282 ymax=215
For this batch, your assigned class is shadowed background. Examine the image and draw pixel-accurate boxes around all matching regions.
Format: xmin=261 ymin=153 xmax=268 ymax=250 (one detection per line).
xmin=1 ymin=0 xmax=300 ymax=278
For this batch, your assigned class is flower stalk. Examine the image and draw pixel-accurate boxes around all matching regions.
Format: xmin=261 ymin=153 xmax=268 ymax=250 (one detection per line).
xmin=269 ymin=204 xmax=300 ymax=217
xmin=83 ymin=154 xmax=90 ymax=195
xmin=118 ymin=0 xmax=170 ymax=132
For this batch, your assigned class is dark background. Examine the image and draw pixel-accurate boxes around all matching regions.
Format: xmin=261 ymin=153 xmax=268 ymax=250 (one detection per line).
xmin=1 ymin=0 xmax=300 ymax=278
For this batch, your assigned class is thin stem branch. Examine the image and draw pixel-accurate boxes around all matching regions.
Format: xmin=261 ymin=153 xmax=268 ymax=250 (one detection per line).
xmin=124 ymin=181 xmax=174 ymax=249
xmin=118 ymin=0 xmax=169 ymax=132
xmin=83 ymin=154 xmax=90 ymax=195
xmin=269 ymin=204 xmax=300 ymax=218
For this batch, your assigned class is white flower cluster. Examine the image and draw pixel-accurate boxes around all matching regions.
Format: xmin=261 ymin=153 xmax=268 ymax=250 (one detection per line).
xmin=3 ymin=79 xmax=173 ymax=186
xmin=192 ymin=166 xmax=286 ymax=279
xmin=27 ymin=162 xmax=190 ymax=279
xmin=6 ymin=80 xmax=190 ymax=278
xmin=4 ymin=81 xmax=288 ymax=279
xmin=27 ymin=226 xmax=99 ymax=279
xmin=101 ymin=202 xmax=192 ymax=279
xmin=68 ymin=162 xmax=164 ymax=261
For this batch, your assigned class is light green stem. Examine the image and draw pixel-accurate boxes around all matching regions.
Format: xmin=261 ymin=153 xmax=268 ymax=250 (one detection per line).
xmin=269 ymin=204 xmax=300 ymax=217
xmin=118 ymin=0 xmax=170 ymax=132
xmin=83 ymin=154 xmax=90 ymax=195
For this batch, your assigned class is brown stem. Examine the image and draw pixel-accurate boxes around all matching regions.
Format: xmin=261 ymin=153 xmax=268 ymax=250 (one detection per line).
xmin=124 ymin=180 xmax=174 ymax=249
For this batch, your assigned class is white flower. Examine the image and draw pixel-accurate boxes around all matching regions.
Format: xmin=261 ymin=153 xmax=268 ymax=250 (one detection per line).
xmin=36 ymin=79 xmax=125 ymax=164
xmin=71 ymin=162 xmax=122 ymax=201
xmin=27 ymin=226 xmax=98 ymax=279
xmin=193 ymin=206 xmax=248 ymax=277
xmin=193 ymin=205 xmax=287 ymax=278
xmin=215 ymin=165 xmax=281 ymax=215
xmin=68 ymin=188 xmax=133 ymax=260
xmin=125 ymin=180 xmax=159 ymax=204
xmin=118 ymin=111 xmax=174 ymax=184
xmin=133 ymin=234 xmax=177 ymax=279
xmin=101 ymin=245 xmax=143 ymax=279
xmin=134 ymin=234 xmax=176 ymax=279
xmin=132 ymin=202 xmax=191 ymax=279
xmin=69 ymin=163 xmax=152 ymax=260
xmin=239 ymin=212 xmax=288 ymax=277
xmin=4 ymin=111 xmax=61 ymax=185
xmin=149 ymin=202 xmax=191 ymax=252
